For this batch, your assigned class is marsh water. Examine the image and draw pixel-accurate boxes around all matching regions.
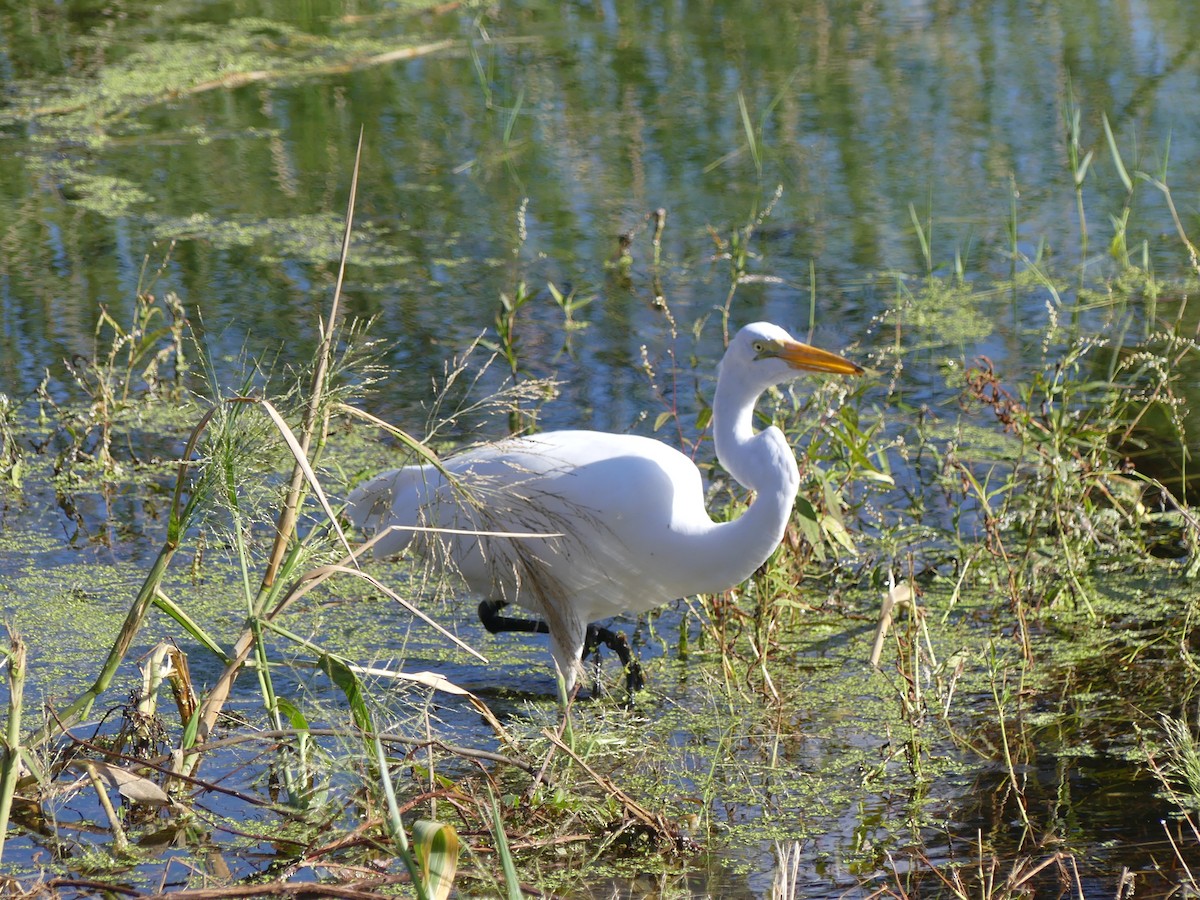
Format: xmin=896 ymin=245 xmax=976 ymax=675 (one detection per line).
xmin=4 ymin=1 xmax=1200 ymax=896
xmin=6 ymin=0 xmax=1200 ymax=418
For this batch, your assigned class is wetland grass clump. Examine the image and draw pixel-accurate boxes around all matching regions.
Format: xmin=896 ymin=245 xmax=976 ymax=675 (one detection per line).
xmin=0 ymin=172 xmax=701 ymax=900
xmin=0 ymin=150 xmax=509 ymax=898
xmin=8 ymin=139 xmax=1200 ymax=898
xmin=40 ymin=250 xmax=189 ymax=479
xmin=639 ymin=165 xmax=1200 ymax=895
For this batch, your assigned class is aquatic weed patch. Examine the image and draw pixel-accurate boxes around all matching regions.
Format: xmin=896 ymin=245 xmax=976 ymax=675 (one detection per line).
xmin=2 ymin=17 xmax=456 ymax=137
xmin=7 ymin=128 xmax=1200 ymax=900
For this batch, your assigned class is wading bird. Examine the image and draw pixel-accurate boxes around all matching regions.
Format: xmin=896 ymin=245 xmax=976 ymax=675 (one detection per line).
xmin=347 ymin=322 xmax=862 ymax=695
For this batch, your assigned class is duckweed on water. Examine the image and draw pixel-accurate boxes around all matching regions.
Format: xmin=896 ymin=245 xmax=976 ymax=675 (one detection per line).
xmin=890 ymin=276 xmax=996 ymax=351
xmin=5 ymin=132 xmax=1200 ymax=900
xmin=5 ymin=353 xmax=1200 ymax=896
xmin=5 ymin=20 xmax=454 ymax=134
xmin=150 ymin=212 xmax=419 ymax=267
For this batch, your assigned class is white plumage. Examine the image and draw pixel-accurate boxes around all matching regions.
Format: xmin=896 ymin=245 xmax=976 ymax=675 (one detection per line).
xmin=347 ymin=322 xmax=862 ymax=692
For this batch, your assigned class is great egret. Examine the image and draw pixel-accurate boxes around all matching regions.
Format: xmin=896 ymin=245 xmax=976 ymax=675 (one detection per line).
xmin=347 ymin=322 xmax=862 ymax=694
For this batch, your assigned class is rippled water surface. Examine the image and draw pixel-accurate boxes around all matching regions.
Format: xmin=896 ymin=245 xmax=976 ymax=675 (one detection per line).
xmin=4 ymin=1 xmax=1200 ymax=896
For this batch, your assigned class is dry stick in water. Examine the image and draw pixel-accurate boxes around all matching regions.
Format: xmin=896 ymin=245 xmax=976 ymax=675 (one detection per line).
xmin=541 ymin=728 xmax=675 ymax=840
xmin=81 ymin=761 xmax=129 ymax=854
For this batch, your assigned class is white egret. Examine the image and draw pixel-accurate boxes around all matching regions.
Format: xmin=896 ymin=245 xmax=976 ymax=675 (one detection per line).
xmin=347 ymin=322 xmax=862 ymax=694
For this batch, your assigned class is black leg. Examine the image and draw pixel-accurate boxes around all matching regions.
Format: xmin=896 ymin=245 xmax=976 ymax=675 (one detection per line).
xmin=479 ymin=600 xmax=645 ymax=695
xmin=478 ymin=599 xmax=549 ymax=635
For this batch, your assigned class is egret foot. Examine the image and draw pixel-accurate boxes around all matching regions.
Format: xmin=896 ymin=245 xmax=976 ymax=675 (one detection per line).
xmin=584 ymin=623 xmax=645 ymax=695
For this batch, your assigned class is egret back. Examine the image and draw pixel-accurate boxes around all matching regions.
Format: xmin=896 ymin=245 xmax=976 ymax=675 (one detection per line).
xmin=347 ymin=430 xmax=716 ymax=622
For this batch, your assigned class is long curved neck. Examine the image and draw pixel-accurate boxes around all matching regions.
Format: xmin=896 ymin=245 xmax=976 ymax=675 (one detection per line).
xmin=680 ymin=374 xmax=800 ymax=592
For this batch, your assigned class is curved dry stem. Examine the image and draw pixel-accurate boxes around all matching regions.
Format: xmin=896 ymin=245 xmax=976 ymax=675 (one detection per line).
xmin=338 ymin=403 xmax=450 ymax=476
xmin=257 ymin=397 xmax=354 ymax=562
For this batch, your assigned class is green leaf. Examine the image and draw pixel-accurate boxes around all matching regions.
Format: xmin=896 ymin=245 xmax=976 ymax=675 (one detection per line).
xmin=487 ymin=787 xmax=523 ymax=900
xmin=821 ymin=515 xmax=858 ymax=556
xmin=794 ymin=494 xmax=818 ymax=522
xmin=737 ymin=90 xmax=759 ymax=172
xmin=371 ymin=730 xmax=427 ymax=900
xmin=151 ymin=589 xmax=230 ymax=663
xmin=1102 ymin=113 xmax=1133 ymax=193
xmin=318 ymin=653 xmax=371 ymax=732
xmin=821 ymin=481 xmax=846 ymax=525
xmin=182 ymin=707 xmax=200 ymax=749
xmin=275 ymin=697 xmax=309 ymax=731
xmin=792 ymin=495 xmax=824 ymax=560
xmin=1075 ymin=148 xmax=1093 ymax=186
xmin=414 ymin=819 xmax=460 ymax=900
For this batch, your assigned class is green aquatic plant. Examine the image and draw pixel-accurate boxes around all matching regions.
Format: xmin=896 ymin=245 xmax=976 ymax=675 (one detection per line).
xmin=3 ymin=18 xmax=455 ymax=136
xmin=9 ymin=81 xmax=1200 ymax=894
xmin=1064 ymin=84 xmax=1094 ymax=266
xmin=478 ymin=199 xmax=591 ymax=433
xmin=0 ymin=137 xmax=510 ymax=900
xmin=1159 ymin=715 xmax=1200 ymax=805
xmin=49 ymin=276 xmax=187 ymax=475
xmin=955 ymin=313 xmax=1200 ymax=615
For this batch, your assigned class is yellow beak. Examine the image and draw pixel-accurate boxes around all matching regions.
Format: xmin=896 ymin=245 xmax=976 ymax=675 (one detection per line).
xmin=773 ymin=339 xmax=863 ymax=376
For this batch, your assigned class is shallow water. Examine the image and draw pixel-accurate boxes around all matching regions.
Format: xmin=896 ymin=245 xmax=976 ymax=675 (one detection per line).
xmin=4 ymin=1 xmax=1200 ymax=896
xmin=4 ymin=464 xmax=1200 ymax=896
xmin=4 ymin=1 xmax=1200 ymax=419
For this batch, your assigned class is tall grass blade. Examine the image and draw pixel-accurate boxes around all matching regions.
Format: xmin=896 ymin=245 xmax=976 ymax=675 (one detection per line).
xmin=287 ymin=564 xmax=486 ymax=661
xmin=503 ymin=88 xmax=524 ymax=146
xmin=909 ymin=202 xmax=932 ymax=274
xmin=256 ymin=397 xmax=354 ymax=561
xmin=1075 ymin=148 xmax=1094 ymax=186
xmin=1103 ymin=113 xmax=1134 ymax=193
xmin=371 ymin=728 xmax=429 ymax=900
xmin=487 ymin=785 xmax=524 ymax=900
xmin=317 ymin=652 xmax=372 ymax=733
xmin=193 ymin=131 xmax=365 ymax=744
xmin=339 ymin=404 xmax=451 ymax=476
xmin=1138 ymin=171 xmax=1200 ymax=265
xmin=53 ymin=538 xmax=181 ymax=733
xmin=151 ymin=589 xmax=230 ymax=663
xmin=51 ymin=397 xmax=227 ymax=738
xmin=738 ymin=90 xmax=760 ymax=176
xmin=262 ymin=127 xmax=363 ymax=591
xmin=0 ymin=628 xmax=25 ymax=864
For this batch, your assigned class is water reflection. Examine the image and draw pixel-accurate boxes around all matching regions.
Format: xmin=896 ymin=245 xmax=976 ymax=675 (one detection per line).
xmin=3 ymin=1 xmax=1200 ymax=895
xmin=1 ymin=0 xmax=1199 ymax=428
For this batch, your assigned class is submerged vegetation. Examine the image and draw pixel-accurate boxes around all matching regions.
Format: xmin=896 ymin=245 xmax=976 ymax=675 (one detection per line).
xmin=4 ymin=3 xmax=1200 ymax=897
xmin=2 ymin=125 xmax=1200 ymax=898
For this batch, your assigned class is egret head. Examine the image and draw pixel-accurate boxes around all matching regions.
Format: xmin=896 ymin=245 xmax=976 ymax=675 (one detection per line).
xmin=724 ymin=322 xmax=862 ymax=395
